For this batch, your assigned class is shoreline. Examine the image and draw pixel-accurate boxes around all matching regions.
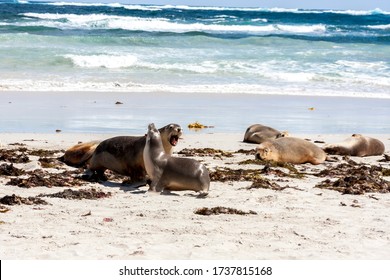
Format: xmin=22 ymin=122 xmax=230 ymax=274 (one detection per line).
xmin=1 ymin=91 xmax=390 ymax=135
xmin=1 ymin=132 xmax=389 ymax=259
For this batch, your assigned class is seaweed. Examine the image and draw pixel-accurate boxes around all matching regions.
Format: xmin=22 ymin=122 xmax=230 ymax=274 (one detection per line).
xmin=0 ymin=163 xmax=24 ymax=176
xmin=0 ymin=149 xmax=29 ymax=163
xmin=6 ymin=169 xmax=87 ymax=188
xmin=245 ymin=177 xmax=282 ymax=190
xmin=210 ymin=167 xmax=262 ymax=182
xmin=178 ymin=148 xmax=233 ymax=158
xmin=194 ymin=206 xmax=257 ymax=216
xmin=315 ymin=165 xmax=390 ymax=195
xmin=39 ymin=188 xmax=112 ymax=200
xmin=0 ymin=194 xmax=48 ymax=206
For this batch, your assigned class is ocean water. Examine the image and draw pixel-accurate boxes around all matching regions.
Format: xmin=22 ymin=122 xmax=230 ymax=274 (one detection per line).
xmin=1 ymin=1 xmax=390 ymax=99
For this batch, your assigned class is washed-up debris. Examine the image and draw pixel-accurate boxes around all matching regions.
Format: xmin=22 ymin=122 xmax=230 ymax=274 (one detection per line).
xmin=187 ymin=122 xmax=214 ymax=130
xmin=379 ymin=154 xmax=390 ymax=162
xmin=245 ymin=178 xmax=282 ymax=190
xmin=0 ymin=149 xmax=29 ymax=163
xmin=315 ymin=164 xmax=390 ymax=195
xmin=39 ymin=188 xmax=112 ymax=200
xmin=6 ymin=169 xmax=86 ymax=188
xmin=235 ymin=149 xmax=256 ymax=155
xmin=238 ymin=158 xmax=304 ymax=178
xmin=0 ymin=205 xmax=10 ymax=213
xmin=194 ymin=206 xmax=257 ymax=216
xmin=210 ymin=167 xmax=262 ymax=182
xmin=315 ymin=163 xmax=390 ymax=178
xmin=38 ymin=157 xmax=59 ymax=168
xmin=178 ymin=148 xmax=233 ymax=157
xmin=0 ymin=194 xmax=48 ymax=206
xmin=0 ymin=163 xmax=23 ymax=176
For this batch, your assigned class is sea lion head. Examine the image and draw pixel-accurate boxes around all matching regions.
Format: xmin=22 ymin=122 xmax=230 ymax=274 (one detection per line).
xmin=255 ymin=142 xmax=273 ymax=161
xmin=277 ymin=131 xmax=289 ymax=138
xmin=159 ymin=123 xmax=182 ymax=147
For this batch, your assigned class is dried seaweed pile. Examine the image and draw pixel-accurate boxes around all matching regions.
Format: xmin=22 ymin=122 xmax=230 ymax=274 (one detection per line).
xmin=0 ymin=194 xmax=48 ymax=206
xmin=0 ymin=149 xmax=29 ymax=163
xmin=39 ymin=188 xmax=112 ymax=200
xmin=315 ymin=164 xmax=390 ymax=195
xmin=178 ymin=148 xmax=233 ymax=158
xmin=239 ymin=159 xmax=304 ymax=179
xmin=1 ymin=147 xmax=89 ymax=188
xmin=194 ymin=206 xmax=257 ymax=216
xmin=210 ymin=167 xmax=262 ymax=182
xmin=0 ymin=163 xmax=23 ymax=176
xmin=6 ymin=170 xmax=86 ymax=188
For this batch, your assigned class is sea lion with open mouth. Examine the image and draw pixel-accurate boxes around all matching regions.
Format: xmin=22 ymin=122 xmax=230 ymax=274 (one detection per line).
xmin=62 ymin=123 xmax=182 ymax=182
xmin=144 ymin=123 xmax=210 ymax=197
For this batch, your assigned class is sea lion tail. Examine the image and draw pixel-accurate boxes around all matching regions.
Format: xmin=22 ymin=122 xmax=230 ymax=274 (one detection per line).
xmin=59 ymin=141 xmax=100 ymax=168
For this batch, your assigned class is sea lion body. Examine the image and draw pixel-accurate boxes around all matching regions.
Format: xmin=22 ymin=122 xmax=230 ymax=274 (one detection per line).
xmin=323 ymin=134 xmax=385 ymax=157
xmin=256 ymin=137 xmax=326 ymax=165
xmin=243 ymin=124 xmax=287 ymax=144
xmin=62 ymin=123 xmax=182 ymax=181
xmin=144 ymin=123 xmax=210 ymax=196
xmin=61 ymin=141 xmax=100 ymax=167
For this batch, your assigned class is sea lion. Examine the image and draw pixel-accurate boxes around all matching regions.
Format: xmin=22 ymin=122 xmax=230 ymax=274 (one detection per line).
xmin=323 ymin=134 xmax=385 ymax=157
xmin=62 ymin=123 xmax=182 ymax=182
xmin=60 ymin=141 xmax=100 ymax=167
xmin=144 ymin=123 xmax=210 ymax=196
xmin=255 ymin=137 xmax=326 ymax=165
xmin=243 ymin=124 xmax=288 ymax=144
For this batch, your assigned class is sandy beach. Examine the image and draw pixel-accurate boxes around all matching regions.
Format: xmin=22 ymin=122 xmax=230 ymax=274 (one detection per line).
xmin=1 ymin=130 xmax=389 ymax=260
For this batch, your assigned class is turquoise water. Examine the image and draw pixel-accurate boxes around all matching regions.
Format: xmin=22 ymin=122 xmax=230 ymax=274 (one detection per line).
xmin=1 ymin=1 xmax=390 ymax=98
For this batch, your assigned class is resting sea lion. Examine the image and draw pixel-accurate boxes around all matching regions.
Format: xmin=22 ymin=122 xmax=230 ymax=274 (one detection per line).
xmin=62 ymin=123 xmax=182 ymax=181
xmin=323 ymin=134 xmax=385 ymax=157
xmin=243 ymin=124 xmax=288 ymax=144
xmin=144 ymin=123 xmax=210 ymax=196
xmin=255 ymin=137 xmax=326 ymax=165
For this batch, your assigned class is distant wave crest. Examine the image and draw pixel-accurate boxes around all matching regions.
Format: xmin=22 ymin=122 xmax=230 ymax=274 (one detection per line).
xmin=22 ymin=12 xmax=326 ymax=34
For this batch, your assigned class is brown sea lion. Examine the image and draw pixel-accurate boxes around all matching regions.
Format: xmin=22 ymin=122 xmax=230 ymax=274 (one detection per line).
xmin=62 ymin=123 xmax=182 ymax=182
xmin=243 ymin=124 xmax=288 ymax=144
xmin=144 ymin=123 xmax=210 ymax=196
xmin=255 ymin=137 xmax=326 ymax=165
xmin=60 ymin=141 xmax=100 ymax=168
xmin=323 ymin=134 xmax=385 ymax=157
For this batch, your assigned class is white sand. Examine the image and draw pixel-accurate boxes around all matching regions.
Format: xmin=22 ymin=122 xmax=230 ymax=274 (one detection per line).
xmin=1 ymin=132 xmax=390 ymax=260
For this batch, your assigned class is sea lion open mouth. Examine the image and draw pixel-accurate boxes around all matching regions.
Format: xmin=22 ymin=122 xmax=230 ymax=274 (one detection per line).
xmin=170 ymin=135 xmax=179 ymax=146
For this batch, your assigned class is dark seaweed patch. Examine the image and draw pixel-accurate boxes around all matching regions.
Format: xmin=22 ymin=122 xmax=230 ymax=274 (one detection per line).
xmin=0 ymin=194 xmax=48 ymax=206
xmin=315 ymin=165 xmax=390 ymax=195
xmin=0 ymin=163 xmax=23 ymax=176
xmin=39 ymin=188 xmax=111 ymax=200
xmin=194 ymin=206 xmax=257 ymax=216
xmin=178 ymin=148 xmax=233 ymax=158
xmin=0 ymin=149 xmax=29 ymax=163
xmin=6 ymin=169 xmax=87 ymax=188
xmin=210 ymin=167 xmax=262 ymax=182
xmin=246 ymin=178 xmax=282 ymax=190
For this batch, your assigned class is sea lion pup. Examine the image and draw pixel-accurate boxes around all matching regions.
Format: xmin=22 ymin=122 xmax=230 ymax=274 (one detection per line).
xmin=243 ymin=124 xmax=288 ymax=144
xmin=144 ymin=123 xmax=210 ymax=197
xmin=323 ymin=134 xmax=385 ymax=157
xmin=62 ymin=123 xmax=182 ymax=182
xmin=255 ymin=137 xmax=326 ymax=165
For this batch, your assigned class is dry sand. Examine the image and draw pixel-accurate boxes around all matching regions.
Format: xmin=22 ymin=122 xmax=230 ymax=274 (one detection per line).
xmin=1 ymin=132 xmax=390 ymax=260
